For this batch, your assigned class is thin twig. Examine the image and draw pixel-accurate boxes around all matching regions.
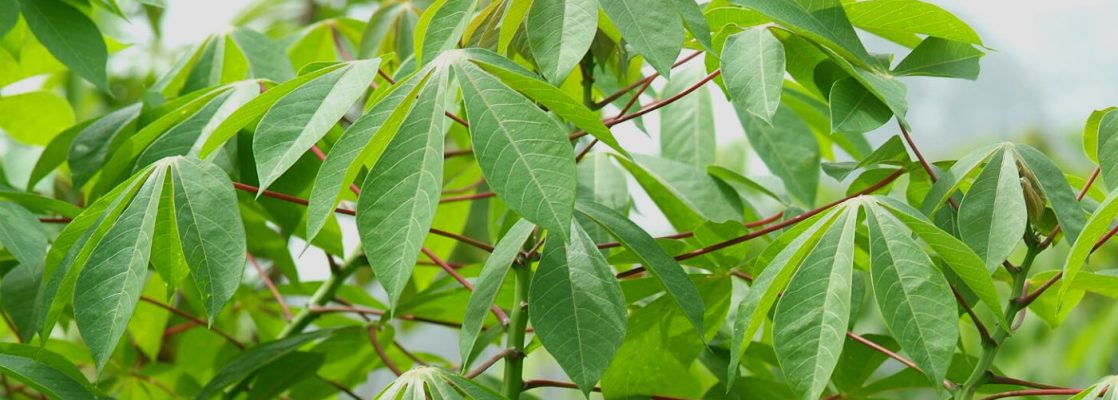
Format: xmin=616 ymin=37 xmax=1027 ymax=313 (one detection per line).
xmin=368 ymin=325 xmax=403 ymax=376
xmin=310 ymin=306 xmax=462 ymax=328
xmin=981 ymin=388 xmax=1100 ymax=400
xmin=139 ymin=296 xmax=245 ymax=349
xmin=465 ymin=348 xmax=513 ymax=379
xmin=421 ymin=248 xmax=509 ymax=324
xmin=440 ymin=191 xmax=497 ymax=203
xmin=247 ymin=253 xmax=292 ymax=320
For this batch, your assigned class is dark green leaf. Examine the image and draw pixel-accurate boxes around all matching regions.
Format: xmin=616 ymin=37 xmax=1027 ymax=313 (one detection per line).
xmin=17 ymin=0 xmax=109 ymax=92
xmin=829 ymin=77 xmax=892 ymax=134
xmin=197 ymin=329 xmax=335 ymax=400
xmin=600 ymin=0 xmax=683 ymax=77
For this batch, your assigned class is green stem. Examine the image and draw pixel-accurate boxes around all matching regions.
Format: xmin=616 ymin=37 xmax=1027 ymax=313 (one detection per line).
xmin=279 ymin=254 xmax=365 ymax=338
xmin=503 ymin=263 xmax=532 ymax=399
xmin=958 ymin=245 xmax=1040 ymax=398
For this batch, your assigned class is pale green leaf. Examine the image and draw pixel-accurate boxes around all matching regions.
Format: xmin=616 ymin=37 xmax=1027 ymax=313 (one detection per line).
xmin=170 ymin=157 xmax=247 ymax=320
xmin=17 ymin=0 xmax=109 ymax=92
xmin=74 ymin=167 xmax=164 ymax=371
xmin=230 ymin=27 xmax=296 ymax=82
xmin=498 ymin=0 xmax=532 ymax=56
xmin=600 ymin=0 xmax=683 ymax=77
xmin=358 ymin=2 xmax=410 ymax=58
xmin=739 ymin=105 xmax=820 ymax=206
xmin=0 ymin=91 xmax=75 ymax=146
xmin=731 ymin=0 xmax=875 ymax=68
xmin=530 ymin=221 xmax=626 ymax=394
xmin=576 ymin=200 xmax=705 ymax=333
xmin=357 ymin=70 xmax=449 ymax=310
xmin=958 ymin=148 xmax=1027 ymax=269
xmin=1100 ymin=111 xmax=1118 ymax=190
xmin=844 ymin=0 xmax=982 ymax=46
xmin=660 ymin=66 xmax=715 ymax=166
xmin=375 ymin=366 xmax=506 ymax=400
xmin=459 ymin=219 xmax=535 ymax=369
xmin=866 ymin=204 xmax=958 ymax=387
xmin=919 ymin=143 xmax=1001 ymax=215
xmin=614 ymin=154 xmax=742 ymax=230
xmin=829 ymin=77 xmax=892 ymax=134
xmin=773 ymin=206 xmax=857 ymax=400
xmin=721 ymin=27 xmax=785 ymax=122
xmin=1061 ymin=186 xmax=1118 ymax=305
xmin=1083 ymin=107 xmax=1116 ymax=165
xmin=455 ymin=60 xmax=577 ymax=237
xmin=577 ymin=153 xmax=629 ymax=212
xmin=526 ymin=0 xmax=597 ymax=83
xmin=414 ymin=0 xmax=476 ymax=66
xmin=253 ymin=59 xmax=379 ymax=191
xmin=893 ymin=37 xmax=983 ymax=80
xmin=670 ymin=0 xmax=713 ymax=53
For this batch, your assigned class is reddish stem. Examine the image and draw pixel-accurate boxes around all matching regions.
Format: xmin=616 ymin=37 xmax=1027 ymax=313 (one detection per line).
xmin=247 ymin=253 xmax=292 ymax=320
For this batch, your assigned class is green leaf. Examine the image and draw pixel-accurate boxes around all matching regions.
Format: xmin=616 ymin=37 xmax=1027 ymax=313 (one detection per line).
xmin=0 ymin=202 xmax=48 ymax=267
xmin=773 ymin=205 xmax=857 ymax=400
xmin=230 ymin=27 xmax=296 ymax=82
xmin=721 ymin=27 xmax=785 ymax=123
xmin=873 ymin=197 xmax=1004 ymax=323
xmin=866 ymin=204 xmax=958 ymax=387
xmin=0 ymin=91 xmax=75 ymax=146
xmin=17 ymin=0 xmax=110 ymax=92
xmin=28 ymin=121 xmax=89 ymax=190
xmin=469 ymin=56 xmax=626 ymax=155
xmin=375 ymin=366 xmax=506 ymax=399
xmin=0 ymin=0 xmax=16 ymax=36
xmin=253 ymin=59 xmax=380 ymax=191
xmin=576 ymin=200 xmax=705 ymax=333
xmin=198 ymin=63 xmax=348 ymax=158
xmin=600 ymin=0 xmax=683 ymax=77
xmin=529 ymin=221 xmax=627 ymax=394
xmin=307 ymin=73 xmax=426 ymax=243
xmin=577 ymin=153 xmax=629 ymax=211
xmin=68 ymin=104 xmax=142 ymax=189
xmin=358 ymin=2 xmax=411 ymax=58
xmin=1099 ymin=110 xmax=1118 ymax=190
xmin=1083 ymin=107 xmax=1116 ymax=165
xmin=614 ymin=154 xmax=742 ymax=230
xmin=525 ymin=0 xmax=597 ymax=83
xmin=727 ymin=208 xmax=842 ymax=382
xmin=1014 ymin=144 xmax=1087 ymax=244
xmin=1061 ymin=186 xmax=1118 ymax=305
xmin=0 ymin=344 xmax=97 ymax=400
xmin=2 ymin=263 xmax=41 ymax=341
xmin=197 ymin=329 xmax=335 ymax=400
xmin=660 ymin=65 xmax=715 ymax=166
xmin=739 ymin=105 xmax=820 ymax=206
xmin=170 ymin=157 xmax=247 ymax=320
xmin=670 ymin=0 xmax=713 ymax=53
xmin=455 ymin=59 xmax=577 ymax=237
xmin=919 ymin=143 xmax=1001 ymax=215
xmin=844 ymin=0 xmax=982 ymax=47
xmin=414 ymin=0 xmax=476 ymax=66
xmin=893 ymin=37 xmax=983 ymax=80
xmin=822 ymin=136 xmax=908 ymax=181
xmin=459 ymin=219 xmax=535 ymax=369
xmin=74 ymin=166 xmax=164 ymax=372
xmin=829 ymin=77 xmax=892 ymax=134
xmin=498 ymin=0 xmax=532 ymax=55
xmin=958 ymin=148 xmax=1027 ymax=269
xmin=357 ymin=70 xmax=449 ymax=311
xmin=247 ymin=352 xmax=324 ymax=400
xmin=732 ymin=0 xmax=875 ymax=68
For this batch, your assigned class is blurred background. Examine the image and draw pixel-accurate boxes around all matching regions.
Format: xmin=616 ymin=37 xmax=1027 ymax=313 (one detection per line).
xmin=2 ymin=0 xmax=1117 ymax=397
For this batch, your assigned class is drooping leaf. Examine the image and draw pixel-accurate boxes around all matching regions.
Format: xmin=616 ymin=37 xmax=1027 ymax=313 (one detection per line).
xmin=957 ymin=148 xmax=1027 ymax=269
xmin=529 ymin=221 xmax=627 ymax=394
xmin=660 ymin=65 xmax=715 ymax=167
xmin=773 ymin=206 xmax=857 ymax=400
xmin=253 ymin=59 xmax=380 ymax=191
xmin=0 ymin=202 xmax=48 ymax=267
xmin=866 ymin=204 xmax=958 ymax=387
xmin=357 ymin=69 xmax=449 ymax=310
xmin=169 ymin=157 xmax=247 ymax=320
xmin=721 ymin=27 xmax=785 ymax=123
xmin=731 ymin=0 xmax=875 ymax=68
xmin=74 ymin=167 xmax=164 ymax=371
xmin=599 ymin=0 xmax=683 ymax=77
xmin=414 ymin=0 xmax=476 ymax=66
xmin=17 ymin=0 xmax=110 ymax=92
xmin=1061 ymin=186 xmax=1118 ymax=306
xmin=196 ymin=329 xmax=335 ymax=400
xmin=739 ymin=105 xmax=820 ymax=206
xmin=727 ymin=209 xmax=842 ymax=381
xmin=829 ymin=77 xmax=892 ymax=134
xmin=525 ymin=0 xmax=597 ymax=83
xmin=576 ymin=200 xmax=705 ymax=333
xmin=455 ymin=59 xmax=577 ymax=237
xmin=893 ymin=37 xmax=983 ymax=80
xmin=0 ymin=344 xmax=97 ymax=400
xmin=459 ymin=219 xmax=535 ymax=369
xmin=844 ymin=0 xmax=982 ymax=47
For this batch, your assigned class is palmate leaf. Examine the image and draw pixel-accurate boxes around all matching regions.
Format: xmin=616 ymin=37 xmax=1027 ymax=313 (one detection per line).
xmin=529 ymin=221 xmax=626 ymax=394
xmin=454 ymin=59 xmax=577 ymax=238
xmin=773 ymin=205 xmax=857 ymax=400
xmin=253 ymin=59 xmax=380 ymax=192
xmin=375 ymin=366 xmax=506 ymax=400
xmin=575 ymin=200 xmax=705 ymax=334
xmin=306 ymin=73 xmax=426 ymax=243
xmin=958 ymin=147 xmax=1027 ymax=269
xmin=357 ymin=67 xmax=449 ymax=311
xmin=866 ymin=203 xmax=958 ymax=387
xmin=525 ymin=0 xmax=597 ymax=84
xmin=459 ymin=219 xmax=535 ymax=369
xmin=599 ymin=0 xmax=683 ymax=77
xmin=16 ymin=0 xmax=109 ymax=92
